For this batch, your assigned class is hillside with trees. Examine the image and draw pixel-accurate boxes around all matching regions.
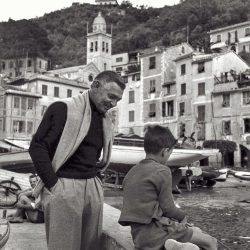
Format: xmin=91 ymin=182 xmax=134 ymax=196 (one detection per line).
xmin=1 ymin=0 xmax=250 ymax=69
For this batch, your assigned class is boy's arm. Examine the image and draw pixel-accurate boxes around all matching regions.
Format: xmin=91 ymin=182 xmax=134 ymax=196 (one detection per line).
xmin=156 ymin=169 xmax=186 ymax=222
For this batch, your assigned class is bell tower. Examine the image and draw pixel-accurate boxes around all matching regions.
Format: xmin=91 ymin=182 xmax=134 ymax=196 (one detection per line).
xmin=87 ymin=12 xmax=112 ymax=71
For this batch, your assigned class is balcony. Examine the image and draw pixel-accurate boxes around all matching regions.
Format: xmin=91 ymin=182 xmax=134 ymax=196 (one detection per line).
xmin=237 ymin=73 xmax=250 ymax=88
xmin=148 ymin=111 xmax=156 ymax=118
xmin=144 ymin=91 xmax=161 ymax=100
xmin=213 ymin=76 xmax=238 ymax=94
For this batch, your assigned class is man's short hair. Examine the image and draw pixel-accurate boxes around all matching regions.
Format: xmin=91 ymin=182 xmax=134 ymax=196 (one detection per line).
xmin=94 ymin=70 xmax=126 ymax=90
xmin=144 ymin=125 xmax=177 ymax=154
xmin=29 ymin=174 xmax=38 ymax=180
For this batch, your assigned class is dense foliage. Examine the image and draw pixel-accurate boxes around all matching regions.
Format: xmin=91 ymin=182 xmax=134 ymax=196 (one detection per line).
xmin=1 ymin=0 xmax=250 ymax=68
xmin=0 ymin=19 xmax=52 ymax=59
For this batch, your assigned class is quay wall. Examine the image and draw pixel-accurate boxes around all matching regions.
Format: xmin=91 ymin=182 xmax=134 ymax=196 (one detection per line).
xmin=102 ymin=203 xmax=135 ymax=250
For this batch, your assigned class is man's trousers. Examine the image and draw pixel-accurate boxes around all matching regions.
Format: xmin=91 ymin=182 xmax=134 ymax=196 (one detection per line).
xmin=41 ymin=177 xmax=103 ymax=250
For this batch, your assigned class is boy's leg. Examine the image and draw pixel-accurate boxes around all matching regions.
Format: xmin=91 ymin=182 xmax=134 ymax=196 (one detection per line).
xmin=165 ymin=239 xmax=199 ymax=250
xmin=190 ymin=227 xmax=217 ymax=250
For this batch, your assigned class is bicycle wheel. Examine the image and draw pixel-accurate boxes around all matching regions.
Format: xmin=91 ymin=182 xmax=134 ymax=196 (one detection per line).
xmin=0 ymin=180 xmax=21 ymax=208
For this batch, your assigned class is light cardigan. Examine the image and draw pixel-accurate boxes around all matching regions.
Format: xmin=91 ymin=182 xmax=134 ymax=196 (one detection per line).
xmin=32 ymin=90 xmax=114 ymax=198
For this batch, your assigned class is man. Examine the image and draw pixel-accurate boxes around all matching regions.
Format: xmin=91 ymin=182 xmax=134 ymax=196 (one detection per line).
xmin=8 ymin=174 xmax=44 ymax=223
xmin=29 ymin=71 xmax=125 ymax=250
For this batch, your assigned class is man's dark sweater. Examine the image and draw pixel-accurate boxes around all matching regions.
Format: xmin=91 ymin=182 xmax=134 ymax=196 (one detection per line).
xmin=29 ymin=99 xmax=103 ymax=189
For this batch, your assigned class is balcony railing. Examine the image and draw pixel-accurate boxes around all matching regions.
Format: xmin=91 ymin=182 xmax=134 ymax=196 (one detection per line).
xmin=144 ymin=91 xmax=161 ymax=100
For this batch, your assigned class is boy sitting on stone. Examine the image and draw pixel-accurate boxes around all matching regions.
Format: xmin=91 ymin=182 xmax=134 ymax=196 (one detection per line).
xmin=119 ymin=125 xmax=217 ymax=250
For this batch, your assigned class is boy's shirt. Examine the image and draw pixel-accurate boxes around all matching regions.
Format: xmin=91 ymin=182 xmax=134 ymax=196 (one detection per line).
xmin=119 ymin=159 xmax=185 ymax=226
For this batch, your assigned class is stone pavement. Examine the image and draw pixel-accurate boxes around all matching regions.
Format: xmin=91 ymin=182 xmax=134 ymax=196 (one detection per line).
xmin=2 ymin=203 xmax=134 ymax=250
xmin=2 ymin=175 xmax=250 ymax=250
xmin=3 ymin=212 xmax=46 ymax=250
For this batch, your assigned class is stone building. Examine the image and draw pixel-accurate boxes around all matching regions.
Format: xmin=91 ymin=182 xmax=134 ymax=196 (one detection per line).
xmin=0 ymin=86 xmax=41 ymax=144
xmin=209 ymin=20 xmax=250 ymax=54
xmin=0 ymin=56 xmax=48 ymax=79
xmin=0 ymin=74 xmax=89 ymax=142
xmin=139 ymin=43 xmax=194 ymax=137
xmin=95 ymin=0 xmax=118 ymax=6
xmin=175 ymin=50 xmax=250 ymax=167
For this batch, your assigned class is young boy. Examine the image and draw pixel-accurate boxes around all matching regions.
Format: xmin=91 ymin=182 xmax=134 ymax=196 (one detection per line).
xmin=119 ymin=125 xmax=217 ymax=250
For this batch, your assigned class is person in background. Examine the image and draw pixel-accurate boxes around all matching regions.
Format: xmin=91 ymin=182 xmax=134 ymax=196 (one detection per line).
xmin=8 ymin=174 xmax=44 ymax=223
xmin=29 ymin=71 xmax=125 ymax=250
xmin=119 ymin=125 xmax=217 ymax=250
xmin=172 ymin=133 xmax=196 ymax=194
xmin=185 ymin=165 xmax=193 ymax=192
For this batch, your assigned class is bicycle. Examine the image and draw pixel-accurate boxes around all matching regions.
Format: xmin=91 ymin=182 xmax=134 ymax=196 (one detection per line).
xmin=0 ymin=177 xmax=22 ymax=208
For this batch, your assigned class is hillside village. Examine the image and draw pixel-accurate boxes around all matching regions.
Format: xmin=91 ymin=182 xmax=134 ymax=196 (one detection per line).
xmin=0 ymin=3 xmax=250 ymax=169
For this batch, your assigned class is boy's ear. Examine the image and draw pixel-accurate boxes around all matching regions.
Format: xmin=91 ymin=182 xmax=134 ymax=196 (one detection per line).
xmin=161 ymin=148 xmax=167 ymax=156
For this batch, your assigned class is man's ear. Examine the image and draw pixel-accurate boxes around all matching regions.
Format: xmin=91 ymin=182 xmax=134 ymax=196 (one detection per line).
xmin=92 ymin=80 xmax=100 ymax=88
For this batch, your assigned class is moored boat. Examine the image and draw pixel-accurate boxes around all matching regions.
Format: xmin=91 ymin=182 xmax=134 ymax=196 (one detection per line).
xmin=234 ymin=171 xmax=250 ymax=181
xmin=111 ymin=145 xmax=219 ymax=167
xmin=215 ymin=168 xmax=228 ymax=181
xmin=0 ymin=145 xmax=219 ymax=174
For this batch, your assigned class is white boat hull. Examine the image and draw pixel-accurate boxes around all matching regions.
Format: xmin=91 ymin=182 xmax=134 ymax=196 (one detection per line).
xmin=111 ymin=145 xmax=218 ymax=167
xmin=0 ymin=146 xmax=219 ymax=171
xmin=215 ymin=168 xmax=228 ymax=181
xmin=234 ymin=171 xmax=250 ymax=181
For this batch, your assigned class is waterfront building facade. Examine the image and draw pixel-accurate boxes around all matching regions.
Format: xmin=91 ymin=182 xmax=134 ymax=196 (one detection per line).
xmin=140 ymin=43 xmax=194 ymax=138
xmin=112 ymin=51 xmax=141 ymax=75
xmin=175 ymin=50 xmax=250 ymax=166
xmin=116 ymin=71 xmax=142 ymax=135
xmin=0 ymin=86 xmax=42 ymax=143
xmin=0 ymin=74 xmax=89 ymax=142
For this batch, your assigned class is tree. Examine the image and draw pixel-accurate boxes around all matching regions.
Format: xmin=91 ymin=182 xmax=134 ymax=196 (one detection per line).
xmin=0 ymin=19 xmax=52 ymax=58
xmin=120 ymin=0 xmax=133 ymax=9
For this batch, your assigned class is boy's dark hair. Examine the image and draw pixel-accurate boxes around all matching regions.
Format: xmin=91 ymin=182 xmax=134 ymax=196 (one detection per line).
xmin=94 ymin=70 xmax=126 ymax=90
xmin=144 ymin=125 xmax=177 ymax=154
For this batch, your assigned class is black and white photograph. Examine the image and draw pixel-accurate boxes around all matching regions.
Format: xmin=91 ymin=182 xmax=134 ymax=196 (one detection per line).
xmin=0 ymin=0 xmax=249 ymax=249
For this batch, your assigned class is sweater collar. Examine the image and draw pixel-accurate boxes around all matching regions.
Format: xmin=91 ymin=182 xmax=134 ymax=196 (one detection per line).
xmin=89 ymin=95 xmax=104 ymax=117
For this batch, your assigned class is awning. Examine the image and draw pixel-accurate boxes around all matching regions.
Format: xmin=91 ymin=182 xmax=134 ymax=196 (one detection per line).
xmin=238 ymin=36 xmax=250 ymax=43
xmin=211 ymin=42 xmax=226 ymax=50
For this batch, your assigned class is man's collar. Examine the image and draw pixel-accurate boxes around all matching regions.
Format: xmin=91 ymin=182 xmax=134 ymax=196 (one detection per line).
xmin=89 ymin=95 xmax=105 ymax=117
